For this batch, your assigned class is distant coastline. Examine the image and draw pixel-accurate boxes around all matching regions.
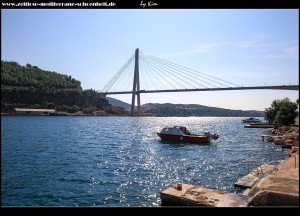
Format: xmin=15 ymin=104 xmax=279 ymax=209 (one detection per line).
xmin=2 ymin=61 xmax=265 ymax=118
xmin=1 ymin=102 xmax=265 ymax=117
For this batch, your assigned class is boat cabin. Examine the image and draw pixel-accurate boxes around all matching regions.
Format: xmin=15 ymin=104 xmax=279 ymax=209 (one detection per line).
xmin=160 ymin=126 xmax=192 ymax=135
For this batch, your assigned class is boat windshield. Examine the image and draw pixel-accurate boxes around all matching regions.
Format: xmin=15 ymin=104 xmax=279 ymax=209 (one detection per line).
xmin=178 ymin=126 xmax=192 ymax=135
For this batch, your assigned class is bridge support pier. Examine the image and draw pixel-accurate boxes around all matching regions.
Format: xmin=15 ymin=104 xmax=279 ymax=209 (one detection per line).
xmin=131 ymin=48 xmax=141 ymax=116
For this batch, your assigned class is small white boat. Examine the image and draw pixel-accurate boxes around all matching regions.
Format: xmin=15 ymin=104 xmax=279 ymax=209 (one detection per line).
xmin=241 ymin=117 xmax=261 ymax=123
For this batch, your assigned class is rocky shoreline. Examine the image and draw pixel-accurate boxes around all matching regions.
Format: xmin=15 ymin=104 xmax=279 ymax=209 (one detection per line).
xmin=245 ymin=126 xmax=299 ymax=206
xmin=267 ymin=126 xmax=299 ymax=149
xmin=160 ymin=126 xmax=299 ymax=206
xmin=246 ymin=150 xmax=298 ymax=206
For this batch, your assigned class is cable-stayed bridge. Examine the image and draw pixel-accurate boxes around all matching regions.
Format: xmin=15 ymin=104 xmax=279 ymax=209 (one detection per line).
xmin=100 ymin=48 xmax=298 ymax=116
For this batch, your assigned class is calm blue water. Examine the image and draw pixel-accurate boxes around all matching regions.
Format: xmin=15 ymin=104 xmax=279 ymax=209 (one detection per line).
xmin=1 ymin=116 xmax=288 ymax=207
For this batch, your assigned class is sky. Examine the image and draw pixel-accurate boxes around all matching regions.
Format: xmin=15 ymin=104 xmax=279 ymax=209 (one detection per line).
xmin=2 ymin=9 xmax=299 ymax=111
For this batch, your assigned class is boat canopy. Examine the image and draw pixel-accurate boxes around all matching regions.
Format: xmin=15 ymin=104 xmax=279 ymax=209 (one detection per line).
xmin=160 ymin=126 xmax=191 ymax=135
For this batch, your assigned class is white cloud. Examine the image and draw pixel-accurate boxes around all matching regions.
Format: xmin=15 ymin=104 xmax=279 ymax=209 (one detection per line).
xmin=239 ymin=39 xmax=261 ymax=49
xmin=151 ymin=37 xmax=298 ymax=61
xmin=238 ymin=35 xmax=269 ymax=49
xmin=211 ymin=70 xmax=283 ymax=79
xmin=237 ymin=36 xmax=298 ymax=60
xmin=156 ymin=42 xmax=225 ymax=58
xmin=266 ymin=45 xmax=299 ymax=59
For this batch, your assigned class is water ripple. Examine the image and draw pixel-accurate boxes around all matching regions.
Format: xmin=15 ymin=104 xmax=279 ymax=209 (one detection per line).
xmin=1 ymin=116 xmax=288 ymax=206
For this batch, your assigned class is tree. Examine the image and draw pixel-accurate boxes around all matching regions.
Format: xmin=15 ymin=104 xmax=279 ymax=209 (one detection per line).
xmin=1 ymin=61 xmax=109 ymax=113
xmin=83 ymin=106 xmax=96 ymax=114
xmin=264 ymin=98 xmax=298 ymax=126
xmin=29 ymin=86 xmax=35 ymax=94
xmin=67 ymin=105 xmax=80 ymax=113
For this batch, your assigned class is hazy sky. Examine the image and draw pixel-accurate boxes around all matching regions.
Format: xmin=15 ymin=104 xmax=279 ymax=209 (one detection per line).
xmin=2 ymin=9 xmax=299 ymax=111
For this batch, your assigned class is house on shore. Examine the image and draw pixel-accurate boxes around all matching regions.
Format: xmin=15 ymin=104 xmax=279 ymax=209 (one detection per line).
xmin=14 ymin=108 xmax=56 ymax=115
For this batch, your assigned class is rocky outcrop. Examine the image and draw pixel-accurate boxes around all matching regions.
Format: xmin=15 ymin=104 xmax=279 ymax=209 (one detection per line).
xmin=268 ymin=127 xmax=299 ymax=149
xmin=248 ymin=190 xmax=298 ymax=206
xmin=247 ymin=150 xmax=299 ymax=206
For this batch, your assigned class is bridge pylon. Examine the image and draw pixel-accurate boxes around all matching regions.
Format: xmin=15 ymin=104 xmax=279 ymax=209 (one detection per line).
xmin=131 ymin=48 xmax=141 ymax=116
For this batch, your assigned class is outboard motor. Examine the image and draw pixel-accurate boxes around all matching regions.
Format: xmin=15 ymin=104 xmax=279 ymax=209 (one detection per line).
xmin=212 ymin=133 xmax=219 ymax=140
xmin=207 ymin=132 xmax=219 ymax=140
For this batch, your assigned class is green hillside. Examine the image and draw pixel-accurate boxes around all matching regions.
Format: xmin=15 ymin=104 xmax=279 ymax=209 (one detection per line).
xmin=1 ymin=61 xmax=109 ymax=113
xmin=107 ymin=97 xmax=131 ymax=109
xmin=2 ymin=61 xmax=82 ymax=90
xmin=142 ymin=103 xmax=265 ymax=117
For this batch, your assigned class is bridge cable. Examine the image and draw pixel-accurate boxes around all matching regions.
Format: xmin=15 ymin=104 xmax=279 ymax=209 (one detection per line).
xmin=139 ymin=56 xmax=169 ymax=90
xmin=147 ymin=54 xmax=240 ymax=87
xmin=140 ymin=55 xmax=180 ymax=90
xmin=145 ymin=55 xmax=220 ymax=88
xmin=101 ymin=54 xmax=135 ymax=92
xmin=142 ymin=53 xmax=208 ymax=89
xmin=139 ymin=56 xmax=159 ymax=90
xmin=140 ymin=54 xmax=191 ymax=89
xmin=146 ymin=55 xmax=216 ymax=88
xmin=113 ymin=57 xmax=135 ymax=92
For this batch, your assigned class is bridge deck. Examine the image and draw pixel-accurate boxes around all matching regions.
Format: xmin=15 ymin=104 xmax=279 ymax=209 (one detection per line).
xmin=101 ymin=85 xmax=298 ymax=95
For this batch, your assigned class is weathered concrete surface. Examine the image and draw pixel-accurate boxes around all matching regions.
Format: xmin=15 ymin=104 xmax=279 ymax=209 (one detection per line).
xmin=235 ymin=164 xmax=276 ymax=190
xmin=160 ymin=183 xmax=247 ymax=207
xmin=289 ymin=146 xmax=299 ymax=157
xmin=234 ymin=174 xmax=259 ymax=189
xmin=248 ymin=154 xmax=299 ymax=206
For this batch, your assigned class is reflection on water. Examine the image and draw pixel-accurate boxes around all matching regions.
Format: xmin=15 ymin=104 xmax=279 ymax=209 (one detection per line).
xmin=1 ymin=116 xmax=287 ymax=206
xmin=159 ymin=139 xmax=212 ymax=147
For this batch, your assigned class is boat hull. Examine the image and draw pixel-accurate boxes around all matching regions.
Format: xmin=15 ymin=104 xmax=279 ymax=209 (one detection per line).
xmin=242 ymin=120 xmax=261 ymax=123
xmin=156 ymin=133 xmax=210 ymax=143
xmin=241 ymin=118 xmax=261 ymax=123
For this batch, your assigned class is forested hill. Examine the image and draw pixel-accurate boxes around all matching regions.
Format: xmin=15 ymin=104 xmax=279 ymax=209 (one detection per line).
xmin=1 ymin=61 xmax=82 ymax=90
xmin=142 ymin=103 xmax=264 ymax=117
xmin=1 ymin=61 xmax=117 ymax=114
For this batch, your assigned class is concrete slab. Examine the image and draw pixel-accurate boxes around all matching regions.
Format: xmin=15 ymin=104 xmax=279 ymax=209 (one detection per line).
xmin=248 ymin=155 xmax=299 ymax=206
xmin=160 ymin=183 xmax=247 ymax=207
xmin=234 ymin=174 xmax=259 ymax=189
xmin=244 ymin=125 xmax=274 ymax=128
